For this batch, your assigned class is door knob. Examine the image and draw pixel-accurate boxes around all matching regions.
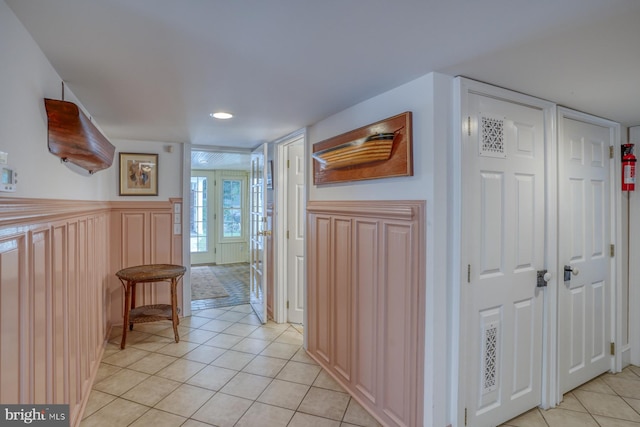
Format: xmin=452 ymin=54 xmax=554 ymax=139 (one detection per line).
xmin=564 ymin=265 xmax=579 ymax=281
xmin=258 ymin=230 xmax=272 ymax=237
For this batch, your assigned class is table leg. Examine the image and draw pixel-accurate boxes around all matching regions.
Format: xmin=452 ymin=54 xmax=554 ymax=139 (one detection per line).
xmin=171 ymin=278 xmax=179 ymax=343
xmin=121 ymin=281 xmax=132 ymax=349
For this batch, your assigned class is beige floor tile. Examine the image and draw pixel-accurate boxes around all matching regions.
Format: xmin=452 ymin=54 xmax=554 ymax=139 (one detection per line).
xmin=224 ymin=323 xmax=260 ymax=337
xmin=199 ymin=318 xmax=234 ymax=332
xmin=217 ymin=311 xmax=249 ymax=322
xmin=195 ymin=308 xmax=229 ymax=319
xmin=275 ymin=329 xmax=304 ymax=346
xmin=235 ymin=402 xmax=294 ymax=427
xmin=182 ymin=329 xmax=218 ymax=344
xmin=541 ymin=408 xmax=599 ymax=427
xmin=82 ymin=390 xmax=116 ymax=419
xmin=608 ymin=368 xmax=640 ymax=381
xmin=219 ymin=372 xmax=272 ymax=400
xmin=231 ymin=337 xmax=271 ymax=354
xmin=291 ymin=348 xmax=319 ymax=365
xmin=260 ymin=341 xmax=300 ymax=359
xmin=102 ymin=347 xmax=150 ymax=368
xmin=237 ymin=313 xmax=262 ymax=326
xmin=181 ymin=420 xmax=214 ymax=427
xmin=298 ymin=387 xmax=350 ymax=421
xmin=343 ymin=398 xmax=381 ymax=427
xmin=248 ymin=327 xmax=284 ymax=341
xmin=257 ymin=379 xmax=310 ymax=410
xmin=578 ymin=377 xmax=618 ymax=395
xmin=155 ymin=340 xmax=200 ymax=357
xmin=558 ymin=392 xmax=587 ymax=412
xmin=80 ymin=398 xmax=149 ymax=427
xmin=204 ymin=333 xmax=244 ymax=349
xmin=501 ymin=408 xmax=548 ymax=427
xmin=127 ymin=352 xmax=178 ymax=375
xmin=101 ymin=343 xmax=121 ymax=359
xmin=276 ymin=360 xmax=321 ymax=385
xmin=183 ymin=344 xmax=226 ymax=364
xmin=573 ymin=390 xmax=640 ymax=422
xmin=155 ymin=325 xmax=194 ymax=340
xmin=229 ymin=304 xmax=254 ymax=314
xmin=187 ymin=365 xmax=238 ymax=391
xmin=313 ymin=370 xmax=346 ymax=392
xmin=623 ymin=397 xmax=640 ymax=415
xmin=191 ymin=392 xmax=253 ymax=427
xmin=122 ymin=376 xmax=181 ymax=407
xmin=242 ymin=355 xmax=288 ymax=377
xmin=288 ymin=412 xmax=341 ymax=427
xmin=93 ymin=363 xmax=122 ymax=384
xmin=129 ymin=408 xmax=186 ymax=427
xmin=180 ymin=316 xmax=212 ymax=328
xmin=155 ymin=358 xmax=206 ymax=382
xmin=154 ymin=384 xmax=215 ymax=418
xmin=93 ymin=368 xmax=150 ymax=396
xmin=210 ymin=350 xmax=256 ymax=370
xmin=628 ymin=366 xmax=640 ymax=378
xmin=131 ymin=322 xmax=173 ymax=334
xmin=603 ymin=376 xmax=640 ymax=400
xmin=592 ymin=415 xmax=640 ymax=427
xmin=130 ymin=335 xmax=175 ymax=352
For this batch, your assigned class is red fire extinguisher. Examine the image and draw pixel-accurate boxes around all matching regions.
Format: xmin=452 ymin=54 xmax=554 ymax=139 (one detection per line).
xmin=622 ymin=143 xmax=636 ymax=191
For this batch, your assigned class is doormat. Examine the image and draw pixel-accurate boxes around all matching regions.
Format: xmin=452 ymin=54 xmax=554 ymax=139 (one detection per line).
xmin=191 ymin=265 xmax=229 ymax=300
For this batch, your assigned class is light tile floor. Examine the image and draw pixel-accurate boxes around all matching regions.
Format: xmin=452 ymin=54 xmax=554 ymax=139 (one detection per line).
xmin=82 ymin=302 xmax=640 ymax=427
xmin=81 ymin=304 xmax=382 ymax=427
xmin=502 ymin=366 xmax=640 ymax=427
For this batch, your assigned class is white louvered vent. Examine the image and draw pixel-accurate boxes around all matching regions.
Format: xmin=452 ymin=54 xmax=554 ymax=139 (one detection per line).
xmin=482 ymin=320 xmax=499 ymax=393
xmin=480 ymin=116 xmax=506 ymax=158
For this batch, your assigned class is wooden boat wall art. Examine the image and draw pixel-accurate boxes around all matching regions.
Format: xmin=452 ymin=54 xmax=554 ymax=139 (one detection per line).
xmin=312 ymin=111 xmax=413 ymax=185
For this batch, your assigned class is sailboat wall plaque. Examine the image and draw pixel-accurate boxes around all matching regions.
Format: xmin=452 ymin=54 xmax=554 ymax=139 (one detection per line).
xmin=312 ymin=111 xmax=412 ymax=185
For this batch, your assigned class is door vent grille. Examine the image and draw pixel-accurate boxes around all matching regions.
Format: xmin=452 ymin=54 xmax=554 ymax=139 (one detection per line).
xmin=480 ymin=116 xmax=506 ymax=158
xmin=482 ymin=321 xmax=500 ymax=393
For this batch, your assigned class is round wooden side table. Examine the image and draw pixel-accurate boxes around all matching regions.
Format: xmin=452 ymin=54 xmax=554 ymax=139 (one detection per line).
xmin=116 ymin=264 xmax=186 ymax=349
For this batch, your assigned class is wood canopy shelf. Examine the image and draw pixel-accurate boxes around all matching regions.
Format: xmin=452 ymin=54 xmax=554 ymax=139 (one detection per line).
xmin=44 ymin=98 xmax=115 ymax=174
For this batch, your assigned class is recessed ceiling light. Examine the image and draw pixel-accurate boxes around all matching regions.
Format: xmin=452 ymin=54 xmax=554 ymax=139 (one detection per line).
xmin=210 ymin=112 xmax=233 ymax=120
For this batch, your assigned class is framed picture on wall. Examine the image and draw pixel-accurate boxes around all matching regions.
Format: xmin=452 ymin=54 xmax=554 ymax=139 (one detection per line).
xmin=119 ymin=152 xmax=158 ymax=196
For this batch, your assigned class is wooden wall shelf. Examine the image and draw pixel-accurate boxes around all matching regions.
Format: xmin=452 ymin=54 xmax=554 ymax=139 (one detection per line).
xmin=44 ymin=98 xmax=115 ymax=174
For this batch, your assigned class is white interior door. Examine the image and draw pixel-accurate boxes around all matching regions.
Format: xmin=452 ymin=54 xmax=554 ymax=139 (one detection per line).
xmin=286 ymin=139 xmax=305 ymax=324
xmin=464 ymin=92 xmax=547 ymax=427
xmin=250 ymin=144 xmax=268 ymax=323
xmin=558 ymin=110 xmax=613 ymax=394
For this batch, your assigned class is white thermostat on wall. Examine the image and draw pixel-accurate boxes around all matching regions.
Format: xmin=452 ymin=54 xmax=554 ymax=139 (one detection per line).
xmin=0 ymin=152 xmax=17 ymax=192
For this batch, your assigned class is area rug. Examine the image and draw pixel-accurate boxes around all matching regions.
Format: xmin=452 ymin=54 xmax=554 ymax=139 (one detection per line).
xmin=190 ymin=265 xmax=230 ymax=300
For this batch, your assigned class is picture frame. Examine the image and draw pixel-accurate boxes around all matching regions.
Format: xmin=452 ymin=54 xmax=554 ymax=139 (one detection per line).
xmin=119 ymin=152 xmax=158 ymax=196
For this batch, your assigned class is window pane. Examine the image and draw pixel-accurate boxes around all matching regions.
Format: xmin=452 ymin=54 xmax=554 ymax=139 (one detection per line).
xmin=190 ymin=176 xmax=208 ymax=252
xmin=222 ymin=179 xmax=242 ymax=238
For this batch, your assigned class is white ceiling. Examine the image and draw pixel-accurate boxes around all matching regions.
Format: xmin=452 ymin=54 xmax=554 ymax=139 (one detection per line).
xmin=6 ymin=0 xmax=640 ymax=149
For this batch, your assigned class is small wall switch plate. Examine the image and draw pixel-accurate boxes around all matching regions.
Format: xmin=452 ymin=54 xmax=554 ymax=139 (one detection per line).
xmin=0 ymin=152 xmax=8 ymax=164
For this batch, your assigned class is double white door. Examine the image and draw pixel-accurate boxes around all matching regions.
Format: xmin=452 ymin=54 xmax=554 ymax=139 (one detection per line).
xmin=463 ymin=85 xmax=615 ymax=426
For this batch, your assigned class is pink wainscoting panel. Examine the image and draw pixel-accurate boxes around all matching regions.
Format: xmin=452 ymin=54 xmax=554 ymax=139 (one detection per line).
xmin=0 ymin=234 xmax=23 ymax=403
xmin=110 ymin=201 xmax=184 ymax=322
xmin=333 ymin=218 xmax=352 ymax=382
xmin=354 ymin=219 xmax=379 ymax=404
xmin=307 ymin=200 xmax=426 ymax=427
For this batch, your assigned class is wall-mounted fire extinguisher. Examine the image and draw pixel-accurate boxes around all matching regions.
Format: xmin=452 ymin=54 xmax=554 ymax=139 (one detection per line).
xmin=622 ymin=143 xmax=636 ymax=191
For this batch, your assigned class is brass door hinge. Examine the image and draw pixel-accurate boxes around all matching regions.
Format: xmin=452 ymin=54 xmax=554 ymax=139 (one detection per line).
xmin=610 ymin=146 xmax=614 ymax=159
xmin=286 ymin=301 xmax=290 ymax=309
xmin=611 ymin=342 xmax=616 ymax=356
xmin=464 ymin=408 xmax=468 ymax=426
xmin=610 ymin=244 xmax=615 ymax=257
xmin=287 ymin=159 xmax=290 ymax=168
xmin=286 ymin=230 xmax=290 ymax=239
xmin=467 ymin=265 xmax=471 ymax=283
xmin=467 ymin=117 xmax=471 ymax=136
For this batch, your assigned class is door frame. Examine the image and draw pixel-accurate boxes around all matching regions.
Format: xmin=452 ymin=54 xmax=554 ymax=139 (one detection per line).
xmin=454 ymin=77 xmax=558 ymax=425
xmin=274 ymin=129 xmax=306 ymax=324
xmin=554 ymin=107 xmax=622 ymax=402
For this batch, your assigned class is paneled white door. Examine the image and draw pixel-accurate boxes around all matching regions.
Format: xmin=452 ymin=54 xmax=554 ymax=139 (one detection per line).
xmin=464 ymin=91 xmax=547 ymax=427
xmin=286 ymin=139 xmax=305 ymax=324
xmin=558 ymin=110 xmax=614 ymax=394
xmin=250 ymin=143 xmax=268 ymax=323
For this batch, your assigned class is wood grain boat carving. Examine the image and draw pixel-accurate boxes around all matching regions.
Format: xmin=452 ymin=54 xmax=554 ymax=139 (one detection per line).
xmin=312 ymin=132 xmax=397 ymax=170
xmin=44 ymin=98 xmax=115 ymax=173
